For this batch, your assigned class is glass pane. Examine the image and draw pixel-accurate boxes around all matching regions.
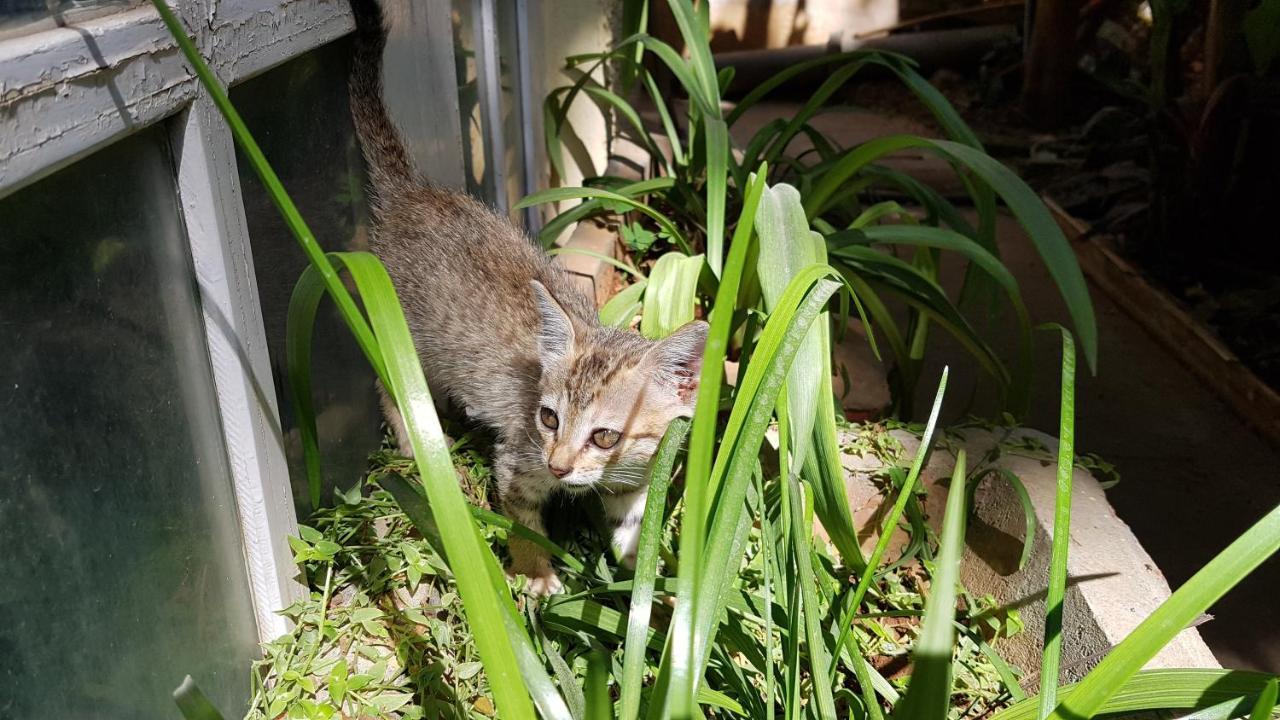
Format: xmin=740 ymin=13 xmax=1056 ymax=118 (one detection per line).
xmin=231 ymin=36 xmax=383 ymax=515
xmin=0 ymin=0 xmax=140 ymax=40
xmin=495 ymin=0 xmax=529 ymax=213
xmin=0 ymin=127 xmax=259 ymax=717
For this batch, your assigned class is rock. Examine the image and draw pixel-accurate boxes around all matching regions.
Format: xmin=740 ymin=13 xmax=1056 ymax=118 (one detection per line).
xmin=833 ymin=424 xmax=1221 ymax=679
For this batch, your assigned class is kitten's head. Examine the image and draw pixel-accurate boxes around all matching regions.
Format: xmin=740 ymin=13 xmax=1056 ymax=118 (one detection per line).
xmin=529 ymin=281 xmax=707 ymax=493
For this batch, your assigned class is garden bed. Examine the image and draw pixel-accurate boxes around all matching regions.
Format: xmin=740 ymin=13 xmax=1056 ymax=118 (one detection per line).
xmin=246 ymin=428 xmax=1029 ymax=719
xmin=242 ymin=415 xmax=1222 ymax=719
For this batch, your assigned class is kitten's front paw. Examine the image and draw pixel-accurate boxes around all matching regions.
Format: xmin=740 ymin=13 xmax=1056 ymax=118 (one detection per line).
xmin=525 ymin=571 xmax=563 ymax=596
xmin=507 ymin=560 xmax=563 ymax=596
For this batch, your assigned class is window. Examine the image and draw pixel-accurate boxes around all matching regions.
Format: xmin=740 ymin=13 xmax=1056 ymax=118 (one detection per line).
xmin=0 ymin=0 xmax=140 ymax=40
xmin=232 ymin=37 xmax=383 ymax=515
xmin=0 ymin=126 xmax=259 ymax=719
xmin=0 ymin=0 xmax=546 ymax=708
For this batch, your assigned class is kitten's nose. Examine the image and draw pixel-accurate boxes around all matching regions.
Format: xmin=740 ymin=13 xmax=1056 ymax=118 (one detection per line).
xmin=548 ymin=463 xmax=572 ymax=479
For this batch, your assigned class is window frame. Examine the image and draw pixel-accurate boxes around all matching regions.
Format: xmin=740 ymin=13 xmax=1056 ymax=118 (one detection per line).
xmin=0 ymin=0 xmax=504 ymax=643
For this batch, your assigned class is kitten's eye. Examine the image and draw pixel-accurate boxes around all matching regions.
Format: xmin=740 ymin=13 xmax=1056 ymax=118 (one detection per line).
xmin=591 ymin=428 xmax=621 ymax=449
xmin=539 ymin=406 xmax=559 ymax=430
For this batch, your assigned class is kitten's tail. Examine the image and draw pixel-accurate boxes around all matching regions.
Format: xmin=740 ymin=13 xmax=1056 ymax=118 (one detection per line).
xmin=349 ymin=0 xmax=415 ymax=199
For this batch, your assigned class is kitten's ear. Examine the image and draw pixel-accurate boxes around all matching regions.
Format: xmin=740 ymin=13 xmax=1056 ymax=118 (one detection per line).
xmin=530 ymin=280 xmax=575 ymax=364
xmin=646 ymin=320 xmax=709 ymax=404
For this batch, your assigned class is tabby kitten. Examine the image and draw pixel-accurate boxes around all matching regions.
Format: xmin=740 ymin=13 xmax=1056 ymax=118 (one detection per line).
xmin=349 ymin=0 xmax=706 ymax=594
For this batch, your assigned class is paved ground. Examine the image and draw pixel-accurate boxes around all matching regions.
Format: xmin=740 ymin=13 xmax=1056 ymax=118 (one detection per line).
xmin=731 ymin=104 xmax=1280 ymax=671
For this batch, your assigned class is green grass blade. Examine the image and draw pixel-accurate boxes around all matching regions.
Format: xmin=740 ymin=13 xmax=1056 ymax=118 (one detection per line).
xmin=381 ymin=474 xmax=573 ymax=720
xmin=882 ymin=59 xmax=982 ymax=148
xmin=849 ymin=201 xmax=913 ymax=229
xmin=764 ymin=60 xmax=868 ymax=165
xmin=334 ymin=252 xmax=539 ymax=719
xmin=536 ymin=177 xmax=675 ymax=249
xmin=1038 ymin=327 xmax=1077 ymax=719
xmin=1045 ymin=499 xmax=1280 ymax=720
xmin=537 ymin=195 xmax=602 ymax=248
xmin=643 ymin=69 xmax=685 ymax=166
xmin=832 ymin=248 xmax=1009 ymax=387
xmin=620 ymin=418 xmax=691 ymax=720
xmin=970 ymin=469 xmax=1037 ymax=571
xmin=613 ymin=32 xmax=714 ymax=117
xmin=640 ymin=251 xmax=705 ymax=339
xmin=994 ymin=669 xmax=1280 ymax=720
xmin=663 ymin=0 xmax=720 ymax=108
xmin=286 ymin=266 xmax=328 ymax=510
xmin=788 ymin=478 xmax=839 ymax=720
xmin=676 ymin=270 xmax=844 ymax=716
xmin=578 ymin=78 xmax=664 ymax=162
xmin=544 ymin=88 xmax=571 ymax=182
xmin=173 ymin=677 xmax=225 ymax=720
xmin=726 ymin=51 xmax=895 ymax=126
xmin=755 ymin=470 xmax=779 ymax=717
xmin=892 ymin=450 xmax=968 ymax=720
xmin=829 ymin=368 xmax=949 ymax=669
xmin=468 ymin=504 xmax=587 ymax=574
xmin=837 ymin=225 xmax=1018 ymax=296
xmin=658 ymin=268 xmax=842 ymax=718
xmin=805 ymin=360 xmax=867 ymax=572
xmin=548 ymin=246 xmax=647 ymax=279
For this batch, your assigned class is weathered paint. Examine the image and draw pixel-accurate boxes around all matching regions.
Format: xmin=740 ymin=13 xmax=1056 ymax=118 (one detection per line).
xmin=0 ymin=0 xmax=352 ymax=199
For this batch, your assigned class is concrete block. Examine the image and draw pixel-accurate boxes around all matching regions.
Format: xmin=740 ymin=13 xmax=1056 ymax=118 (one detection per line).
xmin=835 ymin=426 xmax=1221 ymax=680
xmin=554 ymin=221 xmax=618 ymax=309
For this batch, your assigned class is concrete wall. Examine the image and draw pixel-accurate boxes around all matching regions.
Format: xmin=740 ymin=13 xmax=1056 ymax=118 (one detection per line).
xmin=704 ymin=0 xmax=899 ymax=51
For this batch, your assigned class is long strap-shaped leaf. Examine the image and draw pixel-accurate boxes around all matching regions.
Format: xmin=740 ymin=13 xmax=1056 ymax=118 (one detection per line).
xmin=660 ymin=168 xmax=768 ymax=718
xmin=1044 ymin=500 xmax=1280 ymax=720
xmin=516 ymin=186 xmax=692 ymax=254
xmin=618 ymin=418 xmax=690 ymax=720
xmin=380 ymin=473 xmax=571 ymax=720
xmin=804 ymin=134 xmax=1097 ymax=372
xmin=787 ymin=477 xmax=839 ymax=720
xmin=892 ymin=450 xmax=968 ymax=719
xmin=993 ymin=669 xmax=1280 ymax=720
xmin=660 ymin=266 xmax=845 ymax=719
xmin=828 ymin=368 xmax=949 ymax=674
xmin=329 ymin=252 xmax=547 ymax=718
xmin=1038 ymin=326 xmax=1077 ymax=719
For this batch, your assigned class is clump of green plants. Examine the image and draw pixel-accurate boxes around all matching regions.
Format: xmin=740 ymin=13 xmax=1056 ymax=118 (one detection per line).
xmin=245 ymin=423 xmax=1028 ymax=720
xmin=530 ymin=0 xmax=1096 ymax=416
xmin=153 ymin=1 xmax=1280 ymax=719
